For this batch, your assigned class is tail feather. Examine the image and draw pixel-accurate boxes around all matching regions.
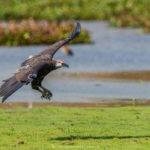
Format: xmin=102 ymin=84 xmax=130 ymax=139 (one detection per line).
xmin=0 ymin=76 xmax=24 ymax=103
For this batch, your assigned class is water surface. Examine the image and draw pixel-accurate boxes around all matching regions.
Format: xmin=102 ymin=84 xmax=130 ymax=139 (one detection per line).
xmin=0 ymin=21 xmax=150 ymax=103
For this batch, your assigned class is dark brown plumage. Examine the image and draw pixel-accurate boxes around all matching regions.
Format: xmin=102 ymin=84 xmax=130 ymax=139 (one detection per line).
xmin=0 ymin=22 xmax=81 ymax=102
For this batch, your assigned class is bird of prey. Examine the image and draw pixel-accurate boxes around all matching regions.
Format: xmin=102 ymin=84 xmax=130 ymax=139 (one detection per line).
xmin=0 ymin=22 xmax=81 ymax=103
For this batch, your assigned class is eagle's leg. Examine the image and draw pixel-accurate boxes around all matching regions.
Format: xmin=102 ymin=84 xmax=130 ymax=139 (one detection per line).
xmin=37 ymin=88 xmax=43 ymax=95
xmin=39 ymin=85 xmax=53 ymax=100
xmin=31 ymin=85 xmax=51 ymax=100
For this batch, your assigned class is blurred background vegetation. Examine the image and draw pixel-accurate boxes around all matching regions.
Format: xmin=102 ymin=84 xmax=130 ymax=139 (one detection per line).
xmin=0 ymin=0 xmax=150 ymax=45
xmin=0 ymin=0 xmax=150 ymax=30
xmin=0 ymin=20 xmax=90 ymax=46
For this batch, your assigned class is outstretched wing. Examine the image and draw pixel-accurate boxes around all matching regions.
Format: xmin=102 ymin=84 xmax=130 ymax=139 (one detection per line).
xmin=21 ymin=22 xmax=81 ymax=67
xmin=0 ymin=76 xmax=24 ymax=103
xmin=44 ymin=22 xmax=81 ymax=59
xmin=0 ymin=60 xmax=48 ymax=102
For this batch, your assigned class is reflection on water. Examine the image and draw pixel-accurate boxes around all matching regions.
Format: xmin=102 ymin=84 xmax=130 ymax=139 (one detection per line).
xmin=0 ymin=21 xmax=150 ymax=103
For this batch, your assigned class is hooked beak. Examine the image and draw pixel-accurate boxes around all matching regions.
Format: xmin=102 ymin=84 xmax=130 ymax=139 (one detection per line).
xmin=62 ymin=63 xmax=69 ymax=68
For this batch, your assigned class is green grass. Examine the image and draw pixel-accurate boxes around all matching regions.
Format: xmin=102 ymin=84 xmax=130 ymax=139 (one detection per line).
xmin=0 ymin=106 xmax=150 ymax=149
xmin=1 ymin=0 xmax=150 ymax=32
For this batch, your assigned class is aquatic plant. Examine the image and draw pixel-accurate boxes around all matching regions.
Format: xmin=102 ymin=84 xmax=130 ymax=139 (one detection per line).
xmin=0 ymin=20 xmax=90 ymax=46
xmin=0 ymin=0 xmax=150 ymax=32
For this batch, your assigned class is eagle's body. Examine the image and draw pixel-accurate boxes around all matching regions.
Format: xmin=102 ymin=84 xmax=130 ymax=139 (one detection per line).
xmin=0 ymin=22 xmax=81 ymax=102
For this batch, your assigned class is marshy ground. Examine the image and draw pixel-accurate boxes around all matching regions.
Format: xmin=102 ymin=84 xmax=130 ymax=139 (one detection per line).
xmin=1 ymin=21 xmax=150 ymax=150
xmin=1 ymin=21 xmax=150 ymax=103
xmin=1 ymin=1 xmax=150 ymax=150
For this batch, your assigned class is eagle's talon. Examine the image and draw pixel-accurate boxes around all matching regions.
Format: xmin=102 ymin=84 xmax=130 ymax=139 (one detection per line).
xmin=44 ymin=91 xmax=52 ymax=100
xmin=40 ymin=90 xmax=52 ymax=100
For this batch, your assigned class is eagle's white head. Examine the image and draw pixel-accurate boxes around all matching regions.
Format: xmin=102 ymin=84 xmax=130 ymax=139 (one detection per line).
xmin=55 ymin=60 xmax=69 ymax=68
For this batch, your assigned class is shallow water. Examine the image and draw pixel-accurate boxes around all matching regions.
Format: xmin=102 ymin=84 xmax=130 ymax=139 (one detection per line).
xmin=1 ymin=21 xmax=150 ymax=103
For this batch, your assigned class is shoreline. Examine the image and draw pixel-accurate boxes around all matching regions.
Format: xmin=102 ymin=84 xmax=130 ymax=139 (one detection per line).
xmin=1 ymin=99 xmax=150 ymax=109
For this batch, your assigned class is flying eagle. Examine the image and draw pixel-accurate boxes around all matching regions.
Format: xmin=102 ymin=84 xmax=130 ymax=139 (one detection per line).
xmin=0 ymin=22 xmax=81 ymax=103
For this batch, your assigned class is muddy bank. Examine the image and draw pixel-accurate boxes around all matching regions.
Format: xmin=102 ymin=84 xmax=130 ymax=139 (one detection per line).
xmin=1 ymin=99 xmax=150 ymax=109
xmin=49 ymin=70 xmax=150 ymax=81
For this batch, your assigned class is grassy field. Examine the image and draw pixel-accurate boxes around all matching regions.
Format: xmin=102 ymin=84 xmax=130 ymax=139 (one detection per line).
xmin=0 ymin=106 xmax=150 ymax=149
xmin=1 ymin=0 xmax=150 ymax=32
